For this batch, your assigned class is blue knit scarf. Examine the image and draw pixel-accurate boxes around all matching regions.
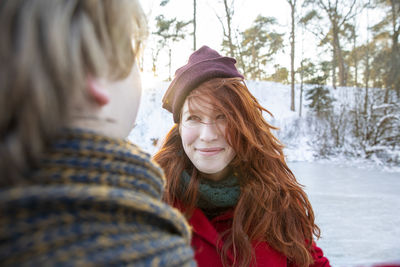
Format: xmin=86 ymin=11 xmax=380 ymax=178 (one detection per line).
xmin=0 ymin=129 xmax=195 ymax=266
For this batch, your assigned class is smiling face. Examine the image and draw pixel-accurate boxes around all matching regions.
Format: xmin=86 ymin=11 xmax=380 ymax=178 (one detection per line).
xmin=179 ymin=95 xmax=236 ymax=181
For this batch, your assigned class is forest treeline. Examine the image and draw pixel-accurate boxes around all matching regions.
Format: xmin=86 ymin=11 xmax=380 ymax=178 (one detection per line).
xmin=147 ymin=0 xmax=399 ymax=165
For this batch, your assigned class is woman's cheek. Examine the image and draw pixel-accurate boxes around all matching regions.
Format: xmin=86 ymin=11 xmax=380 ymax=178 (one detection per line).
xmin=181 ymin=127 xmax=198 ymax=146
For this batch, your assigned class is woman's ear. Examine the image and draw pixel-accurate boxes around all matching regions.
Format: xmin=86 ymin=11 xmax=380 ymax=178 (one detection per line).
xmin=87 ymin=77 xmax=110 ymax=106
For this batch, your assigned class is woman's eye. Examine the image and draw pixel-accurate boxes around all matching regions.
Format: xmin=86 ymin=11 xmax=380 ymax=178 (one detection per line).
xmin=187 ymin=115 xmax=201 ymax=121
xmin=216 ymin=114 xmax=226 ymax=120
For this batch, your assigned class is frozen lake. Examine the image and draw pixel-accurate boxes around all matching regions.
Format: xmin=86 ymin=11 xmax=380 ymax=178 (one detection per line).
xmin=289 ymin=162 xmax=400 ymax=267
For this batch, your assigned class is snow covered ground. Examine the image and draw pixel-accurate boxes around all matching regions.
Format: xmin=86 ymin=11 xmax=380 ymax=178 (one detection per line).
xmin=290 ymin=162 xmax=400 ymax=267
xmin=128 ymin=79 xmax=400 ymax=266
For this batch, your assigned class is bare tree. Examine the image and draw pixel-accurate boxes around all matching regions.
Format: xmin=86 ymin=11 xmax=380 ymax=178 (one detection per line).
xmin=193 ymin=0 xmax=197 ymax=51
xmin=215 ymin=0 xmax=236 ymax=57
xmin=287 ymin=0 xmax=297 ymax=111
xmin=299 ymin=58 xmax=304 ymax=117
xmin=364 ymin=41 xmax=370 ymax=116
xmin=351 ymin=21 xmax=359 ymax=87
xmin=151 ymin=40 xmax=163 ymax=77
xmin=374 ymin=0 xmax=400 ymax=101
xmin=303 ymin=0 xmax=360 ymax=87
xmin=388 ymin=0 xmax=400 ymax=100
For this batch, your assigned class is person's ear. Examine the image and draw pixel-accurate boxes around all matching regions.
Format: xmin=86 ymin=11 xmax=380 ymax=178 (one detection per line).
xmin=87 ymin=77 xmax=110 ymax=106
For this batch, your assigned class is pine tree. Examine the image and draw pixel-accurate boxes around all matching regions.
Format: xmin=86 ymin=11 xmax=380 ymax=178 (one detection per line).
xmin=306 ymin=76 xmax=335 ymax=118
xmin=302 ymin=0 xmax=362 ymax=87
xmin=371 ymin=0 xmax=400 ymax=101
xmin=153 ymin=15 xmax=190 ymax=80
xmin=237 ymin=16 xmax=283 ymax=80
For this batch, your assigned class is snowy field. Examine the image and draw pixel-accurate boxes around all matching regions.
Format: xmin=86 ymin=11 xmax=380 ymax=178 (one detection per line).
xmin=129 ymin=80 xmax=400 ymax=266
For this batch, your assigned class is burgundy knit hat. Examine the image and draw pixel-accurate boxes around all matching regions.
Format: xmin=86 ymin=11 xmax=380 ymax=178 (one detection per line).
xmin=162 ymin=45 xmax=244 ymax=123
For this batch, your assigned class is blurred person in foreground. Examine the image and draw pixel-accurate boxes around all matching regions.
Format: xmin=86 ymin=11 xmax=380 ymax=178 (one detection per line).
xmin=0 ymin=0 xmax=195 ymax=266
xmin=154 ymin=46 xmax=330 ymax=267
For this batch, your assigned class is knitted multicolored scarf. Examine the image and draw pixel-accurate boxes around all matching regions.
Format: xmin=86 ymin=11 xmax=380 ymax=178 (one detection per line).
xmin=0 ymin=129 xmax=195 ymax=266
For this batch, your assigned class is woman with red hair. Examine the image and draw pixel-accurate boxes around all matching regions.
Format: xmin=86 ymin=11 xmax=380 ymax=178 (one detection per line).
xmin=154 ymin=46 xmax=330 ymax=267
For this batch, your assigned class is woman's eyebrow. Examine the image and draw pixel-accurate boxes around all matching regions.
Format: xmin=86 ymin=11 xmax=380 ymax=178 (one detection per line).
xmin=185 ymin=108 xmax=203 ymax=114
xmin=182 ymin=110 xmax=197 ymax=117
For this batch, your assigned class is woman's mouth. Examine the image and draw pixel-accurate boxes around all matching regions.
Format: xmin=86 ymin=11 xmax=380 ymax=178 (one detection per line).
xmin=196 ymin=147 xmax=224 ymax=156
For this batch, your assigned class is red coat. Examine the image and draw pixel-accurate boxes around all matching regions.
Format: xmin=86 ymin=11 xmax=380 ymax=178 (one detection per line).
xmin=187 ymin=207 xmax=331 ymax=267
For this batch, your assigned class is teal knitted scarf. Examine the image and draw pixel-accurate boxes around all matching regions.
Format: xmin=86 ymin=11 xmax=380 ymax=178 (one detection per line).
xmin=0 ymin=129 xmax=195 ymax=266
xmin=181 ymin=170 xmax=240 ymax=218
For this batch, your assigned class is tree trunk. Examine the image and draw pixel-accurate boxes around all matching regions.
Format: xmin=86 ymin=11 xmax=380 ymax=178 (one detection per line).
xmin=299 ymin=25 xmax=304 ymax=118
xmin=336 ymin=41 xmax=347 ymax=86
xmin=235 ymin=31 xmax=247 ymax=77
xmin=168 ymin=48 xmax=172 ymax=81
xmin=223 ymin=0 xmax=235 ymax=57
xmin=386 ymin=0 xmax=400 ymax=102
xmin=289 ymin=0 xmax=296 ymax=111
xmin=251 ymin=44 xmax=256 ymax=80
xmin=299 ymin=60 xmax=304 ymax=118
xmin=316 ymin=0 xmax=356 ymax=88
xmin=332 ymin=48 xmax=337 ymax=89
xmin=353 ymin=21 xmax=358 ymax=87
xmin=193 ymin=0 xmax=197 ymax=51
xmin=332 ymin=25 xmax=347 ymax=87
xmin=364 ymin=44 xmax=370 ymax=115
xmin=151 ymin=48 xmax=160 ymax=77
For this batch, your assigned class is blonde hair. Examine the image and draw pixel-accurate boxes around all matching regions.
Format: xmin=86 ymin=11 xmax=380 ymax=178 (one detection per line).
xmin=0 ymin=0 xmax=148 ymax=186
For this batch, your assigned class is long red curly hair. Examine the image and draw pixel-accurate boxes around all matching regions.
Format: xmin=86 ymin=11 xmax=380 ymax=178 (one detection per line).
xmin=153 ymin=78 xmax=320 ymax=267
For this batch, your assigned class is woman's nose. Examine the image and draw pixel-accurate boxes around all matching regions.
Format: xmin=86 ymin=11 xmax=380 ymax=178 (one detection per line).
xmin=199 ymin=123 xmax=219 ymax=142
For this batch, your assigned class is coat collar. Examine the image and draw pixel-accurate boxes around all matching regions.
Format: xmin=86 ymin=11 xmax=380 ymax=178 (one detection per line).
xmin=189 ymin=207 xmax=235 ymax=263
